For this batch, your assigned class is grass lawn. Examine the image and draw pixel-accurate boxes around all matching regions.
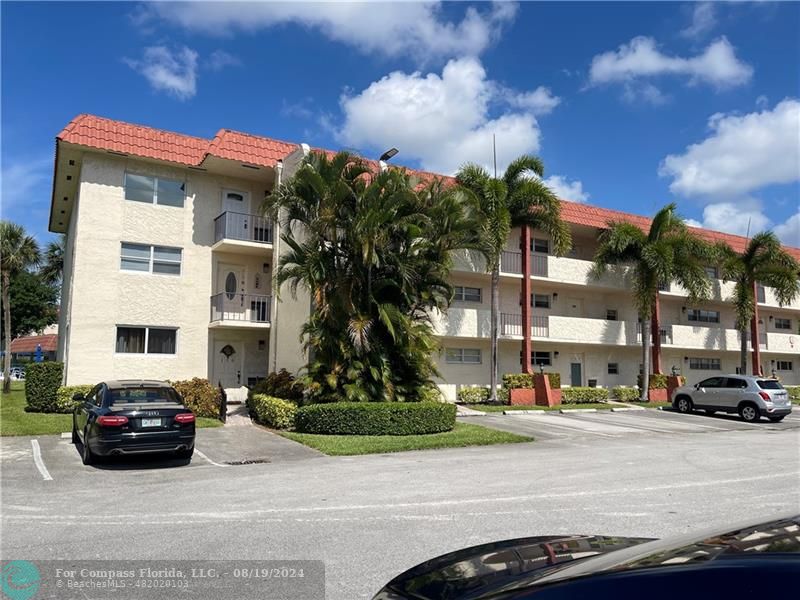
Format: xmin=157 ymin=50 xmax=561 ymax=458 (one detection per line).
xmin=471 ymin=402 xmax=615 ymax=413
xmin=279 ymin=422 xmax=532 ymax=456
xmin=1 ymin=383 xmax=222 ymax=436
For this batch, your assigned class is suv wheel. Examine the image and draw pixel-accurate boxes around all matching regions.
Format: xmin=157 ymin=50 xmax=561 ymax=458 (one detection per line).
xmin=739 ymin=403 xmax=760 ymax=423
xmin=675 ymin=397 xmax=693 ymax=413
xmin=81 ymin=429 xmax=95 ymax=465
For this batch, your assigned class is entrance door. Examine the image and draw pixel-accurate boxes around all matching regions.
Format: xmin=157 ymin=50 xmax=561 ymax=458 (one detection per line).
xmin=214 ymin=341 xmax=242 ymax=388
xmin=570 ymin=362 xmax=582 ymax=387
xmin=218 ymin=264 xmax=246 ymax=320
xmin=566 ymin=298 xmax=583 ymax=318
xmin=222 ymin=190 xmax=250 ymax=240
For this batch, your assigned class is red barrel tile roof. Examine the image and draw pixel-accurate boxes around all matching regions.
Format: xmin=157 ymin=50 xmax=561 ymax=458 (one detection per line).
xmin=10 ymin=334 xmax=58 ymax=353
xmin=56 ymin=114 xmax=800 ymax=259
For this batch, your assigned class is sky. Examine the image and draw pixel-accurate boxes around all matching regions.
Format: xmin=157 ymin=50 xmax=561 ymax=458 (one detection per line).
xmin=2 ymin=1 xmax=799 ymax=248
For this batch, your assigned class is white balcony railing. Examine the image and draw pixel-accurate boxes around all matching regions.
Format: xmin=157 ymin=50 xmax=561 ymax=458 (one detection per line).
xmin=210 ymin=293 xmax=271 ymax=324
xmin=214 ymin=211 xmax=273 ymax=245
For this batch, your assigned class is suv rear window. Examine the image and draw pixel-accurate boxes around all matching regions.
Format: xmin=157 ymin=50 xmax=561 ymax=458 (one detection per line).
xmin=110 ymin=387 xmax=180 ymax=405
xmin=756 ymin=380 xmax=784 ymax=390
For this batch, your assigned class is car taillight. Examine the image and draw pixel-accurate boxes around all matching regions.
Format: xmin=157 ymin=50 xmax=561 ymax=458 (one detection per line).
xmin=174 ymin=413 xmax=195 ymax=424
xmin=97 ymin=415 xmax=129 ymax=426
xmin=758 ymin=391 xmax=771 ymax=401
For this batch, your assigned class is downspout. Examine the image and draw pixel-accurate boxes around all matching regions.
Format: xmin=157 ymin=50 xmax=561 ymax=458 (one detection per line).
xmin=269 ymin=160 xmax=283 ymax=374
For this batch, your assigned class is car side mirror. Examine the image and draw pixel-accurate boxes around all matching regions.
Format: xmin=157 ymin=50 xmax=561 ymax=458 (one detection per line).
xmin=694 ymin=384 xmax=700 ymax=390
xmin=72 ymin=392 xmax=84 ymax=401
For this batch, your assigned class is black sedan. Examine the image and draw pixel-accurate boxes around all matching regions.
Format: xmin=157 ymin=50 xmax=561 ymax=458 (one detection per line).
xmin=72 ymin=380 xmax=195 ymax=465
xmin=373 ymin=514 xmax=800 ymax=599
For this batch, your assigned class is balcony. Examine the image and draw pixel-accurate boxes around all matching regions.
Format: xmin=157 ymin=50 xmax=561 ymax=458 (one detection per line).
xmin=210 ymin=293 xmax=271 ymax=328
xmin=499 ymin=251 xmax=548 ymax=277
xmin=212 ymin=211 xmax=273 ymax=254
xmin=500 ymin=313 xmax=549 ymax=338
xmin=636 ymin=322 xmax=674 ymax=345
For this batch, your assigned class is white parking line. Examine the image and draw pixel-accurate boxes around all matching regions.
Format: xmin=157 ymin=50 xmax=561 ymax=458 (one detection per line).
xmin=194 ymin=448 xmax=230 ymax=468
xmin=30 ymin=440 xmax=53 ymax=481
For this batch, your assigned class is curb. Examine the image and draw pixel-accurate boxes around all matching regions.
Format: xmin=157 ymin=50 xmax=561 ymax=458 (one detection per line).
xmin=503 ymin=410 xmax=549 ymax=416
xmin=559 ymin=408 xmax=597 ymax=413
xmin=610 ymin=407 xmax=645 ymax=412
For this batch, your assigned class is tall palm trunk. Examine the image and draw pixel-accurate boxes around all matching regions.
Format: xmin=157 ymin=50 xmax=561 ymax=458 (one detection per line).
xmin=750 ymin=280 xmax=762 ymax=376
xmin=640 ymin=315 xmax=650 ymax=401
xmin=2 ymin=271 xmax=11 ymax=393
xmin=489 ymin=267 xmax=500 ymax=402
xmin=650 ymin=295 xmax=662 ymax=375
xmin=520 ymin=225 xmax=532 ymax=374
xmin=739 ymin=327 xmax=748 ymax=374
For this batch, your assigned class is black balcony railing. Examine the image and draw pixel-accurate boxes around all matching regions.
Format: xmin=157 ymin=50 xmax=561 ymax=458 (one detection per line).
xmin=210 ymin=293 xmax=271 ymax=324
xmin=214 ymin=211 xmax=273 ymax=244
xmin=499 ymin=251 xmax=548 ymax=277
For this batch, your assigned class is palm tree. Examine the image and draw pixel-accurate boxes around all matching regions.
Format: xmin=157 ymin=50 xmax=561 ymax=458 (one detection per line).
xmin=717 ymin=232 xmax=799 ymax=376
xmin=457 ymin=157 xmax=571 ymax=397
xmin=592 ymin=204 xmax=712 ymax=400
xmin=265 ymin=152 xmax=473 ymax=402
xmin=40 ymin=235 xmax=65 ymax=286
xmin=1 ymin=221 xmax=41 ymax=392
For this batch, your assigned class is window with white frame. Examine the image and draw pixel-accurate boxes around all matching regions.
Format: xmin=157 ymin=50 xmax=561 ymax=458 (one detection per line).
xmin=687 ymin=309 xmax=720 ymax=324
xmin=116 ymin=326 xmax=177 ymax=355
xmin=445 ymin=348 xmax=482 ymax=364
xmin=607 ymin=363 xmax=619 ymax=375
xmin=776 ymin=360 xmax=793 ymax=371
xmin=756 ymin=284 xmax=766 ymax=303
xmin=453 ymin=286 xmax=482 ymax=303
xmin=532 ymin=238 xmax=549 ymax=254
xmin=124 ymin=173 xmax=185 ymax=207
xmin=120 ymin=243 xmax=182 ymax=275
xmin=532 ymin=351 xmax=552 ymax=366
xmin=532 ymin=294 xmax=551 ymax=308
xmin=774 ymin=317 xmax=791 ymax=330
xmin=689 ymin=357 xmax=721 ymax=370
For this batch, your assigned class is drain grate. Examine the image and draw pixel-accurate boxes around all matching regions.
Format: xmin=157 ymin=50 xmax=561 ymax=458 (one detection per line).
xmin=224 ymin=458 xmax=271 ymax=466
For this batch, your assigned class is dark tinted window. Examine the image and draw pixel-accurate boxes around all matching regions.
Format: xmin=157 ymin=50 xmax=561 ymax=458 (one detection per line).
xmin=757 ymin=380 xmax=784 ymax=390
xmin=698 ymin=377 xmax=725 ymax=388
xmin=725 ymin=378 xmax=747 ymax=389
xmin=109 ymin=387 xmax=180 ymax=405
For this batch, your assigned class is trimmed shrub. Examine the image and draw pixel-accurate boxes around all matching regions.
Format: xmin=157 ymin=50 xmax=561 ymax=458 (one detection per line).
xmin=251 ymin=369 xmax=304 ymax=402
xmin=250 ymin=394 xmax=297 ymax=429
xmin=457 ymin=387 xmax=490 ymax=404
xmin=561 ymin=387 xmax=609 ymax=404
xmin=613 ymin=387 xmax=642 ymax=402
xmin=294 ymin=402 xmax=456 ymax=436
xmin=785 ymin=386 xmax=800 ymax=403
xmin=637 ymin=373 xmax=685 ymax=389
xmin=418 ymin=386 xmax=445 ymax=403
xmin=56 ymin=385 xmax=93 ymax=413
xmin=502 ymin=372 xmax=561 ymax=389
xmin=170 ymin=378 xmax=221 ymax=418
xmin=24 ymin=362 xmax=64 ymax=412
xmin=497 ymin=387 xmax=509 ymax=404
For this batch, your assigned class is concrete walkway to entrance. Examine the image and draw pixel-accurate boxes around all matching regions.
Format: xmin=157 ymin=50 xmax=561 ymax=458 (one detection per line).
xmin=224 ymin=403 xmax=253 ymax=427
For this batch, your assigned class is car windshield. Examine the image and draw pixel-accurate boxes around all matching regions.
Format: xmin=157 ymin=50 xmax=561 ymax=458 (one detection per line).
xmin=109 ymin=387 xmax=180 ymax=405
xmin=757 ymin=380 xmax=784 ymax=390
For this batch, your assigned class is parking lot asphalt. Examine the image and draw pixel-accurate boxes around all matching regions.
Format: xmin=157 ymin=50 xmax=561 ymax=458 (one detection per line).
xmin=2 ymin=408 xmax=799 ymax=599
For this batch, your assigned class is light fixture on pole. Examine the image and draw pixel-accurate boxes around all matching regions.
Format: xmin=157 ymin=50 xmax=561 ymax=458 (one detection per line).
xmin=379 ymin=148 xmax=399 ymax=162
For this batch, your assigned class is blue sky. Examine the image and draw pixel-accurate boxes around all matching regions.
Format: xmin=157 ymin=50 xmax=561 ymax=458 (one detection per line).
xmin=2 ymin=1 xmax=798 ymax=247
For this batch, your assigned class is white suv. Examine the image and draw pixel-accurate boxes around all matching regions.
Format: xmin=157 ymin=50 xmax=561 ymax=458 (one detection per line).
xmin=671 ymin=375 xmax=792 ymax=423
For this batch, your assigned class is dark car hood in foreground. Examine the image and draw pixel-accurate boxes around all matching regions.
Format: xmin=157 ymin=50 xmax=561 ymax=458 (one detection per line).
xmin=374 ymin=514 xmax=800 ymax=600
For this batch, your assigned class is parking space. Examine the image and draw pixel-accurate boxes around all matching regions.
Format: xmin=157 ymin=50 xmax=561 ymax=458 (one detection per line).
xmin=467 ymin=407 xmax=800 ymax=444
xmin=0 ymin=425 xmax=324 ymax=484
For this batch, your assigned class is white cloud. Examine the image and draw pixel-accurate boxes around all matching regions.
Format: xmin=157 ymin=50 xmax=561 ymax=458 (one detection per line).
xmin=680 ymin=2 xmax=716 ymax=39
xmin=125 ymin=45 xmax=198 ymax=100
xmin=505 ymin=86 xmax=561 ymax=115
xmin=1 ymin=156 xmax=52 ymax=213
xmin=336 ymin=57 xmax=551 ymax=174
xmin=755 ymin=94 xmax=769 ymax=109
xmin=206 ymin=49 xmax=240 ymax=71
xmin=622 ymin=82 xmax=668 ymax=106
xmin=773 ymin=212 xmax=800 ymax=247
xmin=696 ymin=201 xmax=771 ymax=237
xmin=542 ymin=175 xmax=589 ymax=203
xmin=589 ymin=36 xmax=752 ymax=89
xmin=140 ymin=1 xmax=518 ymax=62
xmin=659 ymin=99 xmax=800 ymax=197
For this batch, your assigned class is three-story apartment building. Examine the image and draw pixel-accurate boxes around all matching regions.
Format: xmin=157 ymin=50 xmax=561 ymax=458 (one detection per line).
xmin=50 ymin=115 xmax=800 ymax=399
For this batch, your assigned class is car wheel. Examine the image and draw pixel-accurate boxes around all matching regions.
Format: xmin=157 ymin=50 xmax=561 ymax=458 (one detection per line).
xmin=675 ymin=397 xmax=693 ymax=413
xmin=175 ymin=447 xmax=194 ymax=460
xmin=739 ymin=403 xmax=760 ymax=423
xmin=768 ymin=416 xmax=785 ymax=423
xmin=81 ymin=429 xmax=95 ymax=465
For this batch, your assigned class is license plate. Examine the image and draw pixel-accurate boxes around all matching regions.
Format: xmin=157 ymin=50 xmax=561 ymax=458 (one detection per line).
xmin=141 ymin=418 xmax=162 ymax=427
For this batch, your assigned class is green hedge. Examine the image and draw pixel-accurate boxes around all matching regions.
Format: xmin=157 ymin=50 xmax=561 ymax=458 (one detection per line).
xmin=785 ymin=386 xmax=800 ymax=403
xmin=249 ymin=394 xmax=297 ymax=429
xmin=56 ymin=385 xmax=93 ymax=413
xmin=294 ymin=402 xmax=456 ymax=436
xmin=637 ymin=374 xmax=685 ymax=389
xmin=612 ymin=387 xmax=642 ymax=401
xmin=457 ymin=387 xmax=490 ymax=404
xmin=251 ymin=369 xmax=304 ymax=402
xmin=24 ymin=362 xmax=63 ymax=412
xmin=170 ymin=378 xmax=221 ymax=418
xmin=502 ymin=372 xmax=561 ymax=389
xmin=418 ymin=386 xmax=444 ymax=403
xmin=561 ymin=387 xmax=609 ymax=403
